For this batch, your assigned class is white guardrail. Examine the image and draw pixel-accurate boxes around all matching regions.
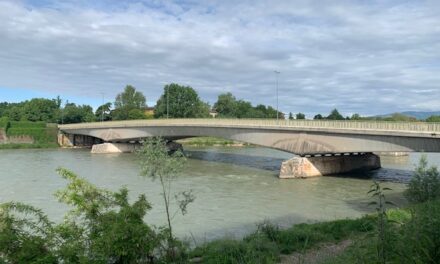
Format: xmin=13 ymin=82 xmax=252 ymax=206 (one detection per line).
xmin=58 ymin=119 xmax=440 ymax=133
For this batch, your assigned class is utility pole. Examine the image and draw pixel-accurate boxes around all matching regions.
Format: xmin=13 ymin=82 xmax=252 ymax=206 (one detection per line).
xmin=274 ymin=70 xmax=280 ymax=124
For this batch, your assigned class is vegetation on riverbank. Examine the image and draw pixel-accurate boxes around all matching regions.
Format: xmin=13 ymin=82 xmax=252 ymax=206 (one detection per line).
xmin=178 ymin=137 xmax=250 ymax=147
xmin=0 ymin=118 xmax=58 ymax=149
xmin=0 ymin=144 xmax=439 ymax=263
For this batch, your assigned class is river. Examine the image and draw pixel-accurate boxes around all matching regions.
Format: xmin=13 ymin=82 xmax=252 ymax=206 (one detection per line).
xmin=1 ymin=147 xmax=439 ymax=241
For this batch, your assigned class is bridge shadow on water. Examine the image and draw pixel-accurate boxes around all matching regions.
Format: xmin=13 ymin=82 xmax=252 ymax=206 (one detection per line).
xmin=185 ymin=149 xmax=414 ymax=183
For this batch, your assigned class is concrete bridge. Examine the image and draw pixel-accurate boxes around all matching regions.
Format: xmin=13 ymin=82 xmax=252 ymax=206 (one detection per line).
xmin=58 ymin=119 xmax=440 ymax=178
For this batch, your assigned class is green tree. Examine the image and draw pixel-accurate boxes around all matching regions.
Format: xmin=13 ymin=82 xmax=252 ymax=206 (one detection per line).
xmin=288 ymin=112 xmax=294 ymax=120
xmin=313 ymin=114 xmax=323 ymax=120
xmin=295 ymin=112 xmax=305 ymax=119
xmin=327 ymin=109 xmax=344 ymax=120
xmin=113 ymin=85 xmax=147 ymax=120
xmin=214 ymin=92 xmax=238 ymax=117
xmin=405 ymin=155 xmax=440 ymax=203
xmin=21 ymin=98 xmax=59 ymax=122
xmin=426 ymin=115 xmax=440 ymax=122
xmin=128 ymin=108 xmax=146 ymax=120
xmin=351 ymin=113 xmax=361 ymax=120
xmin=137 ymin=138 xmax=195 ymax=259
xmin=95 ymin=102 xmax=112 ymax=121
xmin=154 ymin=83 xmax=209 ymax=118
xmin=62 ymin=103 xmax=95 ymax=124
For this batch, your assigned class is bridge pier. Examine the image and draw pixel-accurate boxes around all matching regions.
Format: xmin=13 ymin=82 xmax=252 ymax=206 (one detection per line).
xmin=279 ymin=153 xmax=381 ymax=178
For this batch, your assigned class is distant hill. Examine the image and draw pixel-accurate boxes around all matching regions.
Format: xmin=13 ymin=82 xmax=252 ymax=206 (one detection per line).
xmin=376 ymin=111 xmax=440 ymax=120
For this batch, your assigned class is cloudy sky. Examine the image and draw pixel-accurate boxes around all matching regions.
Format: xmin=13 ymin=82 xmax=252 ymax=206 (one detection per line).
xmin=0 ymin=0 xmax=439 ymax=117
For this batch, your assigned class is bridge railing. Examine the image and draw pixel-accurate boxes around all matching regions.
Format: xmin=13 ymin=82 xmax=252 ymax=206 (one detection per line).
xmin=58 ymin=119 xmax=440 ymax=133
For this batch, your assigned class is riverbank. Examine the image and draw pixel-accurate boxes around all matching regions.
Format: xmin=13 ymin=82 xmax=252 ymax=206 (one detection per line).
xmin=0 ymin=119 xmax=58 ymax=149
xmin=177 ymin=136 xmax=250 ymax=147
xmin=189 ymin=199 xmax=439 ymax=263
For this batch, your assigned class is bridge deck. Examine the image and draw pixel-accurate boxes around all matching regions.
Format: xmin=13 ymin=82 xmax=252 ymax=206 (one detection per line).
xmin=59 ymin=119 xmax=440 ymax=134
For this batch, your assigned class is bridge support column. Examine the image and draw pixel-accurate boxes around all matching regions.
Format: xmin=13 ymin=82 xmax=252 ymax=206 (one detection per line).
xmin=279 ymin=153 xmax=381 ymax=178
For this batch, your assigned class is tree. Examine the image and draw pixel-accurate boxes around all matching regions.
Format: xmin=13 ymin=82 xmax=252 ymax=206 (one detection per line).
xmin=113 ymin=85 xmax=147 ymax=120
xmin=115 ymin=85 xmax=146 ymax=109
xmin=313 ymin=114 xmax=323 ymax=120
xmin=327 ymin=109 xmax=344 ymax=120
xmin=95 ymin=102 xmax=112 ymax=121
xmin=404 ymin=155 xmax=440 ymax=203
xmin=351 ymin=113 xmax=361 ymax=120
xmin=62 ymin=103 xmax=95 ymax=124
xmin=288 ymin=112 xmax=294 ymax=120
xmin=137 ymin=138 xmax=194 ymax=259
xmin=296 ymin=113 xmax=305 ymax=119
xmin=128 ymin=109 xmax=146 ymax=120
xmin=214 ymin=93 xmax=238 ymax=117
xmin=154 ymin=83 xmax=209 ymax=118
xmin=426 ymin=115 xmax=440 ymax=122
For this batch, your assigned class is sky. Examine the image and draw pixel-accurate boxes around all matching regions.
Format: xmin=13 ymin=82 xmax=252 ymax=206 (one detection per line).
xmin=0 ymin=0 xmax=439 ymax=117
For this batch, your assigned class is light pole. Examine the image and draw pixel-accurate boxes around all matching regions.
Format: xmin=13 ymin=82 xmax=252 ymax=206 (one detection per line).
xmin=274 ymin=70 xmax=280 ymax=124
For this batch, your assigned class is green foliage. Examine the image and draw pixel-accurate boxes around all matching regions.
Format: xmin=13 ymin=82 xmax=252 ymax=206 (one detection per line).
xmin=295 ymin=112 xmax=305 ymax=119
xmin=324 ymin=200 xmax=440 ymax=264
xmin=154 ymin=83 xmax=209 ymax=118
xmin=288 ymin=112 xmax=293 ymax=120
xmin=0 ymin=168 xmax=168 ymax=263
xmin=213 ymin=92 xmax=282 ymax=119
xmin=115 ymin=85 xmax=146 ymax=110
xmin=62 ymin=103 xmax=95 ymax=124
xmin=327 ymin=109 xmax=344 ymax=120
xmin=426 ymin=115 xmax=440 ymax=122
xmin=214 ymin=92 xmax=238 ymax=117
xmin=0 ymin=202 xmax=57 ymax=263
xmin=5 ymin=121 xmax=58 ymax=145
xmin=137 ymin=138 xmax=194 ymax=260
xmin=405 ymin=155 xmax=440 ymax=203
xmin=127 ymin=108 xmax=146 ymax=120
xmin=193 ymin=238 xmax=279 ymax=264
xmin=0 ymin=117 xmax=9 ymax=130
xmin=113 ymin=85 xmax=147 ymax=120
xmin=393 ymin=199 xmax=440 ymax=263
xmin=313 ymin=114 xmax=323 ymax=120
xmin=94 ymin=102 xmax=112 ymax=121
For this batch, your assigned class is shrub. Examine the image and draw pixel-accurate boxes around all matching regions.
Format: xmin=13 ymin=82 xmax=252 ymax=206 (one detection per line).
xmin=394 ymin=199 xmax=440 ymax=263
xmin=405 ymin=155 xmax=440 ymax=203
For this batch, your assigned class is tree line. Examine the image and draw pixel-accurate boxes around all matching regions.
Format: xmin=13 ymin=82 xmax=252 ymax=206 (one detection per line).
xmin=1 ymin=83 xmax=439 ymax=124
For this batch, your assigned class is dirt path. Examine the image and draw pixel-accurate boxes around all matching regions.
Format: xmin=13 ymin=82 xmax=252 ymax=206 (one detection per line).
xmin=279 ymin=239 xmax=352 ymax=264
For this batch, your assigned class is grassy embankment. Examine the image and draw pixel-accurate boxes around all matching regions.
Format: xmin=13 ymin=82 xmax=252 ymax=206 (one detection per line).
xmin=189 ymin=200 xmax=438 ymax=263
xmin=0 ymin=117 xmax=58 ymax=149
xmin=178 ymin=136 xmax=250 ymax=147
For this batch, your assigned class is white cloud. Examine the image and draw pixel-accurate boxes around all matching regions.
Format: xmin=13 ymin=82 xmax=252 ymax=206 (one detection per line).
xmin=0 ymin=0 xmax=439 ymax=116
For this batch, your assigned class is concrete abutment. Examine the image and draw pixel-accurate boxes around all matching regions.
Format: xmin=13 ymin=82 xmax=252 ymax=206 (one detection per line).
xmin=279 ymin=153 xmax=381 ymax=178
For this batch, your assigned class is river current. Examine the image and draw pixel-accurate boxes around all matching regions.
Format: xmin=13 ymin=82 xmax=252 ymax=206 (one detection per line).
xmin=1 ymin=147 xmax=439 ymax=241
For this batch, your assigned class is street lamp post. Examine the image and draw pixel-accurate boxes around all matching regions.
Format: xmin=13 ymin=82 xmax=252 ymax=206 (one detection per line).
xmin=274 ymin=70 xmax=280 ymax=124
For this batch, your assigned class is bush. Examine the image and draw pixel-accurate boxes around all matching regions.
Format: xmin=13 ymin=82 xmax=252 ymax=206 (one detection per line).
xmin=0 ymin=168 xmax=170 ymax=263
xmin=0 ymin=117 xmax=10 ymax=130
xmin=394 ymin=199 xmax=440 ymax=263
xmin=405 ymin=155 xmax=440 ymax=203
xmin=5 ymin=121 xmax=57 ymax=144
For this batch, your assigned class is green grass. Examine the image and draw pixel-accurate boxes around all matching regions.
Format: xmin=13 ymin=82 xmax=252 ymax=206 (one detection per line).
xmin=178 ymin=137 xmax=249 ymax=146
xmin=0 ymin=143 xmax=59 ymax=149
xmin=0 ymin=120 xmax=58 ymax=149
xmin=190 ymin=216 xmax=377 ymax=263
